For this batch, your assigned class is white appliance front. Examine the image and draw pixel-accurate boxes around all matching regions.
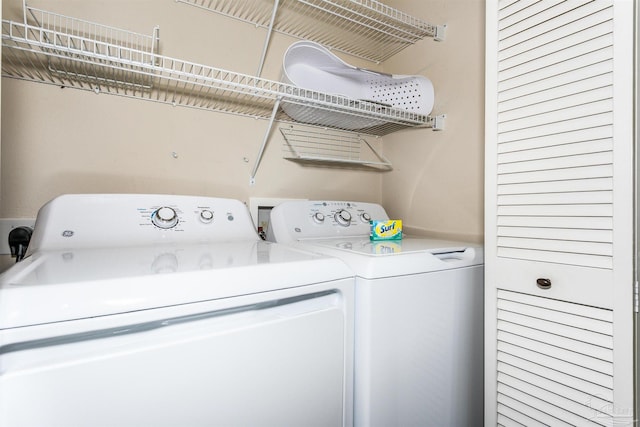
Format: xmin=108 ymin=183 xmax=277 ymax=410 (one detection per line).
xmin=0 ymin=194 xmax=355 ymax=427
xmin=268 ymin=200 xmax=484 ymax=427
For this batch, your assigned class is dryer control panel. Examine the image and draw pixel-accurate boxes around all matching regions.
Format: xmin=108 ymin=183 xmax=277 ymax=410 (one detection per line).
xmin=268 ymin=200 xmax=389 ymax=243
xmin=27 ymin=194 xmax=259 ymax=253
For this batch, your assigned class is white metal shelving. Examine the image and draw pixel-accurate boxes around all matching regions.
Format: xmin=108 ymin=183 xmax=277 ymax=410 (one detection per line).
xmin=177 ymin=0 xmax=445 ymax=65
xmin=280 ymin=125 xmax=392 ymax=170
xmin=2 ymin=3 xmax=442 ymax=183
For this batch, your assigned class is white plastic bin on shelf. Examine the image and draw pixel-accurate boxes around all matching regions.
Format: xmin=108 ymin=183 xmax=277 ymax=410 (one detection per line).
xmin=280 ymin=41 xmax=434 ymax=131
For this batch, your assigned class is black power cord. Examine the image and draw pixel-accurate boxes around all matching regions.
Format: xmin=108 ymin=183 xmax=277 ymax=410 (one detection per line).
xmin=8 ymin=226 xmax=33 ymax=262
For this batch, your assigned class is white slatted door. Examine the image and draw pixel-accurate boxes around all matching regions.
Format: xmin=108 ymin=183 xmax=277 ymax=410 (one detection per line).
xmin=485 ymin=1 xmax=634 ymax=425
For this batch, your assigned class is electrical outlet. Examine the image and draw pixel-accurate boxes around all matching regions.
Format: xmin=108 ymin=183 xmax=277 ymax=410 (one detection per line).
xmin=0 ymin=218 xmax=36 ymax=255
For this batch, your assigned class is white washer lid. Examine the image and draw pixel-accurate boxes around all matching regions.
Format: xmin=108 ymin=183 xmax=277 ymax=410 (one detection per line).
xmin=0 ymin=241 xmax=353 ymax=329
xmin=295 ymin=237 xmax=484 ymax=279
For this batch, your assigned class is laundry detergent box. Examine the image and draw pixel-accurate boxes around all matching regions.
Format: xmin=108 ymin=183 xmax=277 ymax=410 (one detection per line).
xmin=370 ymin=219 xmax=402 ymax=241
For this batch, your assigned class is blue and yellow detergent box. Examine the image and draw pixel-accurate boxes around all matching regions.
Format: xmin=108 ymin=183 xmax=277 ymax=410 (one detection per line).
xmin=370 ymin=220 xmax=402 ymax=241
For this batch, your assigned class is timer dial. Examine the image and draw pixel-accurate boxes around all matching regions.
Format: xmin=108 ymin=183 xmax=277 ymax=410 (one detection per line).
xmin=312 ymin=212 xmax=325 ymax=224
xmin=152 ymin=206 xmax=179 ymax=229
xmin=334 ymin=209 xmax=352 ymax=227
xmin=200 ymin=209 xmax=214 ymax=223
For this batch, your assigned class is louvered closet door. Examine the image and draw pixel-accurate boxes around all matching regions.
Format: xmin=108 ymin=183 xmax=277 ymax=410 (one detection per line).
xmin=485 ymin=1 xmax=634 ymax=426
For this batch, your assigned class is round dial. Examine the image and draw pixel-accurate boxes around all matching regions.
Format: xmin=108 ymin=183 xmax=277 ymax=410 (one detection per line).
xmin=152 ymin=206 xmax=179 ymax=229
xmin=312 ymin=212 xmax=325 ymax=224
xmin=334 ymin=209 xmax=352 ymax=227
xmin=200 ymin=209 xmax=214 ymax=223
xmin=360 ymin=212 xmax=372 ymax=222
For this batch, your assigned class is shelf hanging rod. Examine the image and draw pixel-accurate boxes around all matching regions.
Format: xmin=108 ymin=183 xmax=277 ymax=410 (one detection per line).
xmin=250 ymin=96 xmax=282 ymax=185
xmin=256 ymin=0 xmax=280 ymax=77
xmin=22 ymin=0 xmax=29 ymax=27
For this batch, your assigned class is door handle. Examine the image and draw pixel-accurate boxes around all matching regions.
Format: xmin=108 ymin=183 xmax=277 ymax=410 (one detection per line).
xmin=536 ymin=278 xmax=552 ymax=290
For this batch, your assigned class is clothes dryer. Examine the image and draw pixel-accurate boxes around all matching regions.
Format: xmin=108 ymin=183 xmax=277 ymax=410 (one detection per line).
xmin=0 ymin=194 xmax=355 ymax=427
xmin=268 ymin=200 xmax=484 ymax=427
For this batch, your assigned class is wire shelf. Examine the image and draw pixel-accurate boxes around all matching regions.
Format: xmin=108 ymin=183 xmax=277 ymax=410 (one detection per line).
xmin=2 ymin=6 xmax=433 ymax=136
xmin=281 ymin=125 xmax=392 ymax=169
xmin=23 ymin=6 xmax=159 ymax=90
xmin=177 ymin=0 xmax=443 ymax=63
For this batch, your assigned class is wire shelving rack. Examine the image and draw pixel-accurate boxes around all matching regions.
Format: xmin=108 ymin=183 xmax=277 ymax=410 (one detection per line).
xmin=2 ymin=2 xmax=443 ymax=183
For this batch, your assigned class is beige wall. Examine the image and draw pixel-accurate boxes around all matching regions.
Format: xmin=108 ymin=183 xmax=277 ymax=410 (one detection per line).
xmin=0 ymin=0 xmax=484 ymax=267
xmin=0 ymin=0 xmax=384 ymax=219
xmin=383 ymin=0 xmax=485 ymax=243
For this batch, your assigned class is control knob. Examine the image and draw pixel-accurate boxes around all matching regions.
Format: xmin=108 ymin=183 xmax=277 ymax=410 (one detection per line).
xmin=200 ymin=209 xmax=214 ymax=224
xmin=360 ymin=212 xmax=372 ymax=222
xmin=152 ymin=206 xmax=179 ymax=229
xmin=312 ymin=212 xmax=325 ymax=224
xmin=335 ymin=209 xmax=352 ymax=227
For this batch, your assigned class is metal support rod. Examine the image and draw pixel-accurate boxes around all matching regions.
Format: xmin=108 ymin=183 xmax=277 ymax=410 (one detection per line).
xmin=256 ymin=0 xmax=280 ymax=77
xmin=151 ymin=26 xmax=160 ymax=66
xmin=250 ymin=97 xmax=282 ymax=185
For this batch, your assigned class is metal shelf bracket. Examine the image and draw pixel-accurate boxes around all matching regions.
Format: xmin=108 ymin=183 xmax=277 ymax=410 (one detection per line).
xmin=250 ymin=97 xmax=282 ymax=185
xmin=434 ymin=25 xmax=447 ymax=42
xmin=430 ymin=114 xmax=446 ymax=131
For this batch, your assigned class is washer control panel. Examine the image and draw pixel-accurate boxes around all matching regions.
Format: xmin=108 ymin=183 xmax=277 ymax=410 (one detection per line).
xmin=27 ymin=194 xmax=259 ymax=252
xmin=139 ymin=204 xmax=225 ymax=231
xmin=268 ymin=200 xmax=389 ymax=243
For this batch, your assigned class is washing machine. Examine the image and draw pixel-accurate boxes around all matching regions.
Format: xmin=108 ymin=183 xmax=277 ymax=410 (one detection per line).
xmin=268 ymin=200 xmax=484 ymax=427
xmin=0 ymin=194 xmax=355 ymax=427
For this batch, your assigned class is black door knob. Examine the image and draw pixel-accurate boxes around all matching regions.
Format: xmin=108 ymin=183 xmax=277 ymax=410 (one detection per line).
xmin=536 ymin=278 xmax=552 ymax=290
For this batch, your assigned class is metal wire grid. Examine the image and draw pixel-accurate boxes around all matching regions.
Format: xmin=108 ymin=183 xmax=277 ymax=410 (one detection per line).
xmin=24 ymin=6 xmax=159 ymax=89
xmin=2 ymin=11 xmax=430 ymax=135
xmin=24 ymin=6 xmax=158 ymax=54
xmin=177 ymin=0 xmax=438 ymax=63
xmin=280 ymin=125 xmax=392 ymax=169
